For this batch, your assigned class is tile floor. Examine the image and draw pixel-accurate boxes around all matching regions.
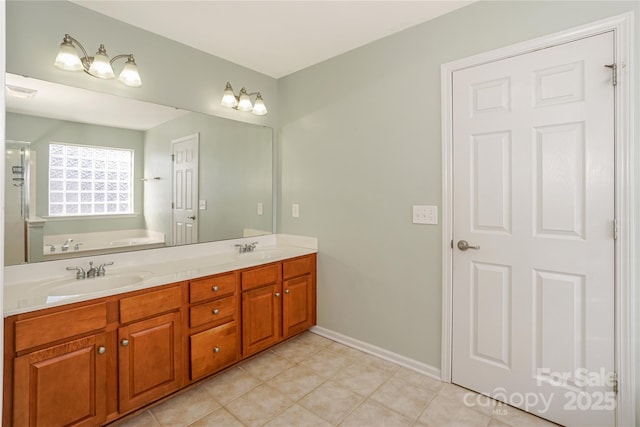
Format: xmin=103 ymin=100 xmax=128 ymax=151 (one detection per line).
xmin=112 ymin=332 xmax=559 ymax=427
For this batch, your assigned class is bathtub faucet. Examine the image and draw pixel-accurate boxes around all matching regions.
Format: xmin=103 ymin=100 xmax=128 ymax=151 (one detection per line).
xmin=61 ymin=238 xmax=73 ymax=252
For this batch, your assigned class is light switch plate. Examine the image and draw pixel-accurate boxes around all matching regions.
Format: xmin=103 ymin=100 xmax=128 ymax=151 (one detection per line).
xmin=257 ymin=202 xmax=263 ymax=215
xmin=199 ymin=200 xmax=207 ymax=210
xmin=413 ymin=205 xmax=438 ymax=224
xmin=292 ymin=203 xmax=300 ymax=218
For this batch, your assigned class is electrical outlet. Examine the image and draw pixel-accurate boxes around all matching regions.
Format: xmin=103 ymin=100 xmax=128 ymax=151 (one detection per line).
xmin=413 ymin=205 xmax=438 ymax=224
xmin=292 ymin=203 xmax=300 ymax=218
xmin=199 ymin=200 xmax=207 ymax=210
xmin=257 ymin=202 xmax=263 ymax=215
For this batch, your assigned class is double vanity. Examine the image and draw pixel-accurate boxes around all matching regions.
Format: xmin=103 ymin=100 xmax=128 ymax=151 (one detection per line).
xmin=2 ymin=234 xmax=317 ymax=426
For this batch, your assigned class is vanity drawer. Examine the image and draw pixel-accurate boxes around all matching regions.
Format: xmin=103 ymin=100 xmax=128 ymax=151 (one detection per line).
xmin=190 ymin=321 xmax=238 ymax=380
xmin=190 ymin=273 xmax=237 ymax=303
xmin=283 ymin=255 xmax=313 ymax=280
xmin=14 ymin=302 xmax=107 ymax=352
xmin=241 ymin=264 xmax=280 ymax=291
xmin=190 ymin=295 xmax=236 ymax=329
xmin=119 ymin=286 xmax=182 ymax=324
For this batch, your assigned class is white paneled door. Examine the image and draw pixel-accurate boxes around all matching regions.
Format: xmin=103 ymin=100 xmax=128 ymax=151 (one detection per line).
xmin=452 ymin=32 xmax=615 ymax=427
xmin=172 ymin=133 xmax=199 ymax=245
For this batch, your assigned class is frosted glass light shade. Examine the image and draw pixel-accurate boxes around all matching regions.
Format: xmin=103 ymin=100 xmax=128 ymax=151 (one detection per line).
xmin=252 ymin=94 xmax=268 ymax=116
xmin=88 ymin=45 xmax=115 ymax=79
xmin=54 ymin=42 xmax=83 ymax=71
xmin=221 ymin=83 xmax=238 ymax=108
xmin=118 ymin=57 xmax=142 ymax=87
xmin=237 ymin=88 xmax=253 ymax=112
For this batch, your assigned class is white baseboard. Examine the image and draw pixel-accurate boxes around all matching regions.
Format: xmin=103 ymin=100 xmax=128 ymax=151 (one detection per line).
xmin=310 ymin=326 xmax=442 ymax=381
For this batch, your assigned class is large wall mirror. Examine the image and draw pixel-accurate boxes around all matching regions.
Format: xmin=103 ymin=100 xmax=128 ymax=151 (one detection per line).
xmin=5 ymin=73 xmax=273 ymax=265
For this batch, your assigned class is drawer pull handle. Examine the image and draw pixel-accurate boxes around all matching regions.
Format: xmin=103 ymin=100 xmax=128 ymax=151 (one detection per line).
xmin=97 ymin=346 xmax=106 ymax=354
xmin=212 ymin=285 xmax=219 ymax=292
xmin=275 ymin=292 xmax=281 ymax=298
xmin=121 ymin=339 xmax=129 ymax=347
xmin=212 ymin=309 xmax=220 ymax=315
xmin=285 ymin=289 xmax=290 ymax=294
xmin=213 ymin=347 xmax=220 ymax=353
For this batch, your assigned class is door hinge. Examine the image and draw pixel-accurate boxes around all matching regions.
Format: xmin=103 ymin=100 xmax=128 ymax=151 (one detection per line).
xmin=605 ymin=63 xmax=617 ymax=86
xmin=451 ymin=239 xmax=454 ymax=249
xmin=171 ymin=202 xmax=174 ymax=209
xmin=613 ymin=371 xmax=618 ymax=394
xmin=613 ymin=218 xmax=618 ymax=240
xmin=171 ymin=154 xmax=175 ymax=161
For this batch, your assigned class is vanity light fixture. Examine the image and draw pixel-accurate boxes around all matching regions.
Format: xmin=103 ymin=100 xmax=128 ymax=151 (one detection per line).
xmin=54 ymin=34 xmax=142 ymax=88
xmin=220 ymin=82 xmax=268 ymax=116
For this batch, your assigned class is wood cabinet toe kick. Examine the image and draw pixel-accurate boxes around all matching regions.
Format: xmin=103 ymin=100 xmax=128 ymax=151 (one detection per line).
xmin=3 ymin=252 xmax=316 ymax=426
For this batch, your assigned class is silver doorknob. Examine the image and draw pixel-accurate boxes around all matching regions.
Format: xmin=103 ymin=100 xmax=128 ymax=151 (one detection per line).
xmin=213 ymin=347 xmax=220 ymax=353
xmin=457 ymin=240 xmax=480 ymax=251
xmin=212 ymin=309 xmax=219 ymax=315
xmin=97 ymin=346 xmax=106 ymax=354
xmin=188 ymin=215 xmax=196 ymax=220
xmin=121 ymin=339 xmax=129 ymax=346
xmin=275 ymin=292 xmax=281 ymax=298
xmin=285 ymin=289 xmax=290 ymax=294
xmin=212 ymin=285 xmax=219 ymax=292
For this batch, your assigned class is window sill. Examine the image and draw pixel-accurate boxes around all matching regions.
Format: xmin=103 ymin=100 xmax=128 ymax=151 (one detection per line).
xmin=43 ymin=213 xmax=140 ymax=221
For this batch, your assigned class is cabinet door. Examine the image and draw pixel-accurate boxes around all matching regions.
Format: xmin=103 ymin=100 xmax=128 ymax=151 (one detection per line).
xmin=283 ymin=274 xmax=316 ymax=339
xmin=13 ymin=334 xmax=107 ymax=427
xmin=242 ymin=283 xmax=282 ymax=357
xmin=118 ymin=311 xmax=182 ymax=413
xmin=190 ymin=322 xmax=238 ymax=380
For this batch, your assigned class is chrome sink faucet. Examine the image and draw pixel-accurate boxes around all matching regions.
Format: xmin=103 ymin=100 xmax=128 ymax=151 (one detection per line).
xmin=235 ymin=242 xmax=258 ymax=253
xmin=66 ymin=261 xmax=114 ymax=279
xmin=61 ymin=238 xmax=73 ymax=252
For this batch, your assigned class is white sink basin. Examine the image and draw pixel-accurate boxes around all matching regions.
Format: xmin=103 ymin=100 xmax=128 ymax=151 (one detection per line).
xmin=44 ymin=272 xmax=150 ymax=298
xmin=240 ymin=248 xmax=286 ymax=261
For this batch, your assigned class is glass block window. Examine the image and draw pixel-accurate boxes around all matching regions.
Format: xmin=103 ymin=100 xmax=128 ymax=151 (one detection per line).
xmin=48 ymin=143 xmax=134 ymax=216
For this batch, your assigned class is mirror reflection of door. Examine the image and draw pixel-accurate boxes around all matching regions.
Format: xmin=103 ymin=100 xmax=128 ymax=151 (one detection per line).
xmin=172 ymin=134 xmax=199 ymax=245
xmin=5 ymin=140 xmax=31 ymax=264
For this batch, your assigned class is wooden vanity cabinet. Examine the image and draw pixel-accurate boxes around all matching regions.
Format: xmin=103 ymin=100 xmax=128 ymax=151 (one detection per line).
xmin=241 ymin=254 xmax=317 ymax=356
xmin=283 ymin=255 xmax=317 ymax=339
xmin=117 ymin=286 xmax=183 ymax=414
xmin=3 ymin=252 xmax=316 ymax=426
xmin=14 ymin=334 xmax=108 ymax=427
xmin=7 ymin=302 xmax=109 ymax=427
xmin=188 ymin=272 xmax=240 ymax=380
xmin=241 ymin=264 xmax=283 ymax=357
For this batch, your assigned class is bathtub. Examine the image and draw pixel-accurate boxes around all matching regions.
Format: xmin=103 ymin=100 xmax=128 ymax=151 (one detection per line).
xmin=42 ymin=229 xmax=166 ymax=260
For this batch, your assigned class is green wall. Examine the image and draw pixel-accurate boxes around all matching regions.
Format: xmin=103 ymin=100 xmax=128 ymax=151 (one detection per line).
xmin=278 ymin=0 xmax=639 ymax=376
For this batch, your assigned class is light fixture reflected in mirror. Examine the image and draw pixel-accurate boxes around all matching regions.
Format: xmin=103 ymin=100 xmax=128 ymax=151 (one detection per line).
xmin=54 ymin=34 xmax=142 ymax=87
xmin=220 ymin=82 xmax=268 ymax=116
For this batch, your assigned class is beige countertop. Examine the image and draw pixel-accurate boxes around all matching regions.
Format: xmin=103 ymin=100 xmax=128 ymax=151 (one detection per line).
xmin=4 ymin=235 xmax=317 ymax=317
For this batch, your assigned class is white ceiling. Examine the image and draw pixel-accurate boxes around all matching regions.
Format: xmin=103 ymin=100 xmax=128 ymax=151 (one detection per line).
xmin=71 ymin=1 xmax=475 ymax=79
xmin=6 ymin=73 xmax=188 ymax=130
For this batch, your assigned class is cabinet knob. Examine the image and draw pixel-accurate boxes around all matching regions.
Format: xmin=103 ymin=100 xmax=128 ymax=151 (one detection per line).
xmin=285 ymin=289 xmax=290 ymax=294
xmin=97 ymin=346 xmax=106 ymax=354
xmin=212 ymin=285 xmax=219 ymax=292
xmin=121 ymin=339 xmax=129 ymax=347
xmin=212 ymin=308 xmax=220 ymax=315
xmin=274 ymin=292 xmax=281 ymax=298
xmin=213 ymin=347 xmax=220 ymax=353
